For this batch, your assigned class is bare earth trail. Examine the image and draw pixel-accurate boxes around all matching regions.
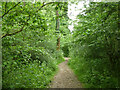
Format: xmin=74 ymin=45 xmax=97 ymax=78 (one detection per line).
xmin=50 ymin=57 xmax=83 ymax=88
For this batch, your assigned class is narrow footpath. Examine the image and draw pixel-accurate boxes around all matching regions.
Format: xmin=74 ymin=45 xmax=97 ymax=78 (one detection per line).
xmin=50 ymin=57 xmax=83 ymax=88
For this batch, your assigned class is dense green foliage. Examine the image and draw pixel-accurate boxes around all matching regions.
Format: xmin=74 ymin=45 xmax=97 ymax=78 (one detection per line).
xmin=2 ymin=2 xmax=68 ymax=88
xmin=1 ymin=1 xmax=120 ymax=88
xmin=62 ymin=43 xmax=69 ymax=57
xmin=68 ymin=2 xmax=120 ymax=88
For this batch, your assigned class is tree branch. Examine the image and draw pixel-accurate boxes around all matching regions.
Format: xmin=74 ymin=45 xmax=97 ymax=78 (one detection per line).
xmin=2 ymin=25 xmax=25 ymax=38
xmin=36 ymin=2 xmax=54 ymax=13
xmin=1 ymin=2 xmax=54 ymax=39
xmin=2 ymin=2 xmax=21 ymax=18
xmin=1 ymin=15 xmax=30 ymax=39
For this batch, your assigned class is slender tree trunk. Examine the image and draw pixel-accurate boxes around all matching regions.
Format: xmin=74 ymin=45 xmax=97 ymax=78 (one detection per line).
xmin=56 ymin=5 xmax=60 ymax=50
xmin=57 ymin=37 xmax=60 ymax=50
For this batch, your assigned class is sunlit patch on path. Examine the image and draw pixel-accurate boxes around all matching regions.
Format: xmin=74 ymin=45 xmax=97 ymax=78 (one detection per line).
xmin=50 ymin=57 xmax=82 ymax=88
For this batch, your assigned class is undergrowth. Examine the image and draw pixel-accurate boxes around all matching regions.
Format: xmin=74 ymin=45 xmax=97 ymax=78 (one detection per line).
xmin=68 ymin=57 xmax=119 ymax=88
xmin=2 ymin=45 xmax=64 ymax=88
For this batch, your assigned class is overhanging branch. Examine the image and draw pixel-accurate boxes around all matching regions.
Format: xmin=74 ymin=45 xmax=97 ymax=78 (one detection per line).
xmin=2 ymin=2 xmax=21 ymax=18
xmin=2 ymin=25 xmax=25 ymax=38
xmin=36 ymin=2 xmax=54 ymax=13
xmin=1 ymin=2 xmax=55 ymax=39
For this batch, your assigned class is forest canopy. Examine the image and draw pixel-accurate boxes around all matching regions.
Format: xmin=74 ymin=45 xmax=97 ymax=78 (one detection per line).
xmin=1 ymin=1 xmax=120 ymax=88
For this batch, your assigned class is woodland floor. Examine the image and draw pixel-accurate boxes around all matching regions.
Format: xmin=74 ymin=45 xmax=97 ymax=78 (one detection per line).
xmin=49 ymin=57 xmax=83 ymax=88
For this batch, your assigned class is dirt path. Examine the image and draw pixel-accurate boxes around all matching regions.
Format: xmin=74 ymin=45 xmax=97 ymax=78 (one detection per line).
xmin=50 ymin=57 xmax=83 ymax=88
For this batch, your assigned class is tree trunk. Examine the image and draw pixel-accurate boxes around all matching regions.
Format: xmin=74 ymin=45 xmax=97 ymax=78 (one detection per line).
xmin=56 ymin=37 xmax=60 ymax=50
xmin=56 ymin=5 xmax=60 ymax=50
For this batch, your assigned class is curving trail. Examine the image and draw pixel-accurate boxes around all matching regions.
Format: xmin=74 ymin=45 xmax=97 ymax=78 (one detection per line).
xmin=50 ymin=57 xmax=83 ymax=88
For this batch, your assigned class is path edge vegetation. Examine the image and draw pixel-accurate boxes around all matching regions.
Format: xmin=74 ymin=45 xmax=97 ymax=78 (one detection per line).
xmin=1 ymin=1 xmax=120 ymax=88
xmin=2 ymin=2 xmax=67 ymax=88
xmin=68 ymin=2 xmax=119 ymax=88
